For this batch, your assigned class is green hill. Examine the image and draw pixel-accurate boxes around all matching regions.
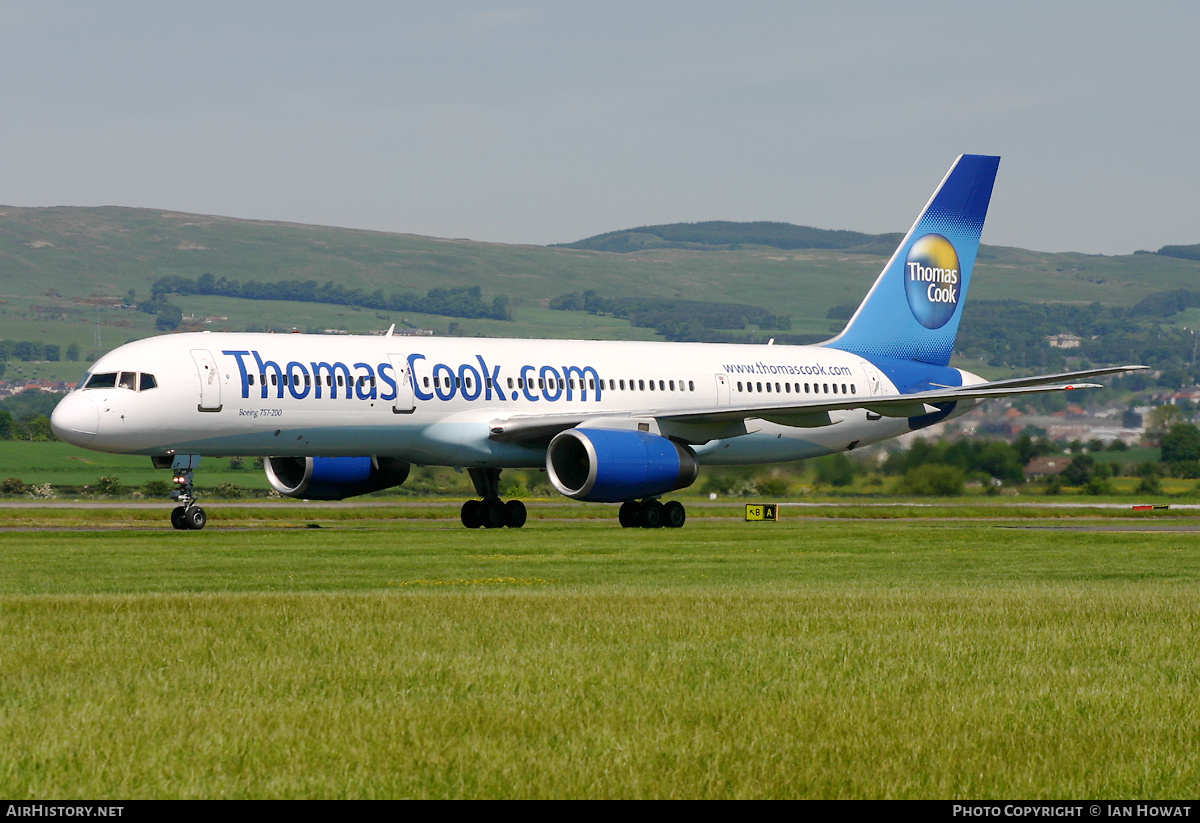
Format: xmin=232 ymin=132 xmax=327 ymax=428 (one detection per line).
xmin=3 ymin=206 xmax=1200 ymax=376
xmin=555 ymin=220 xmax=904 ymax=255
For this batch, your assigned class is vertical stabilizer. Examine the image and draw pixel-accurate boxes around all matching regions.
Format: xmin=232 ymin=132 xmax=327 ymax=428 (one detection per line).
xmin=824 ymin=154 xmax=999 ymax=366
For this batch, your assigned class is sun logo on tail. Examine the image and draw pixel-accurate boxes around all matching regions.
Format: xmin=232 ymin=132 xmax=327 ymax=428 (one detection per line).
xmin=903 ymin=234 xmax=961 ymax=329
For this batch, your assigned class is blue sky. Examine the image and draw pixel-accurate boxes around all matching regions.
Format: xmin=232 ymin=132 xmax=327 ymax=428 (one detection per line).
xmin=2 ymin=1 xmax=1197 ymax=254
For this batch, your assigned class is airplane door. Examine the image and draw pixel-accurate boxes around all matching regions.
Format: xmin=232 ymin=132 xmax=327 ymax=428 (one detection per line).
xmin=191 ymin=349 xmax=223 ymax=412
xmin=714 ymin=374 xmax=731 ymax=406
xmin=388 ymin=354 xmax=416 ymax=414
xmin=860 ymin=362 xmax=885 ymax=396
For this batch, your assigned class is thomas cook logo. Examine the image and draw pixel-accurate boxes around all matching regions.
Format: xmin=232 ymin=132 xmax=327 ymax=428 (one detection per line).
xmin=904 ymin=234 xmax=960 ymax=329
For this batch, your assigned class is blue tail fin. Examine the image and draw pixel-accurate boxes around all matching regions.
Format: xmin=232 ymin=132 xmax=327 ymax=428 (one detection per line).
xmin=824 ymin=154 xmax=999 ymax=366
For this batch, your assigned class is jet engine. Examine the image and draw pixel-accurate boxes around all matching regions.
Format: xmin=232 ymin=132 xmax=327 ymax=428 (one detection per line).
xmin=546 ymin=428 xmax=699 ymax=502
xmin=264 ymin=456 xmax=411 ymax=500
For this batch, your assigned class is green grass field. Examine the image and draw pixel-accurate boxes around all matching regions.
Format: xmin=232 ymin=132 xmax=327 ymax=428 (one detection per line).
xmin=2 ymin=503 xmax=1199 ymax=798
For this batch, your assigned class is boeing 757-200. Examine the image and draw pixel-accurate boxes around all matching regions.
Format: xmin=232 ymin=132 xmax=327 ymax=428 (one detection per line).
xmin=50 ymin=155 xmax=1143 ymax=529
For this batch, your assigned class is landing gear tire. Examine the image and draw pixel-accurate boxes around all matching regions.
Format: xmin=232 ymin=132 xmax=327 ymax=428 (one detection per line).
xmin=663 ymin=500 xmax=686 ymax=528
xmin=618 ymin=501 xmax=640 ymax=528
xmin=186 ymin=507 xmax=207 ymax=531
xmin=463 ymin=497 xmax=525 ymax=529
xmin=482 ymin=497 xmax=507 ymax=529
xmin=171 ymin=505 xmax=207 ymax=530
xmin=461 ymin=499 xmax=484 ymax=529
xmin=639 ymin=499 xmax=665 ymax=529
xmin=504 ymin=499 xmax=527 ymax=529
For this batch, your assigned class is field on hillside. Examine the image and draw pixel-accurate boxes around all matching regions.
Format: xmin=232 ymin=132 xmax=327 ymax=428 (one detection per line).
xmin=2 ymin=503 xmax=1199 ymax=798
xmin=5 ymin=205 xmax=1200 ymax=361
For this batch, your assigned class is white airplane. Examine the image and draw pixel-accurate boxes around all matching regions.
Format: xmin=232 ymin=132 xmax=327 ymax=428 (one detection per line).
xmin=50 ymin=155 xmax=1142 ymax=530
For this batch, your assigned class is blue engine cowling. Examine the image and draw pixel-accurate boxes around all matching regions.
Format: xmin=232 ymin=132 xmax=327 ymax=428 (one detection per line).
xmin=546 ymin=428 xmax=699 ymax=502
xmin=264 ymin=456 xmax=411 ymax=500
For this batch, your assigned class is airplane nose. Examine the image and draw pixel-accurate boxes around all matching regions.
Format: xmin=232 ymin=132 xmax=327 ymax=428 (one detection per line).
xmin=50 ymin=392 xmax=99 ymax=447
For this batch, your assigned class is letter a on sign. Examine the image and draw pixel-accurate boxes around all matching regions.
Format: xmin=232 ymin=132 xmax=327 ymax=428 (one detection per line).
xmin=745 ymin=504 xmax=779 ymax=522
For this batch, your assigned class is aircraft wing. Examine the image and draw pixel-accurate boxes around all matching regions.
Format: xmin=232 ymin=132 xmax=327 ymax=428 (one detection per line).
xmin=488 ymin=365 xmax=1146 ymax=446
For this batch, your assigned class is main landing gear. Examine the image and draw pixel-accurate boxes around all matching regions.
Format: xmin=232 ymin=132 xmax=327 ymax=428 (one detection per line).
xmin=460 ymin=468 xmax=527 ymax=529
xmin=618 ymin=499 xmax=686 ymax=529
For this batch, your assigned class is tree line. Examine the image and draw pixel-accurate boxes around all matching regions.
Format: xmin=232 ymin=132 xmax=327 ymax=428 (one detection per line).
xmin=0 ymin=340 xmax=75 ymax=380
xmin=145 ymin=273 xmax=513 ymax=330
xmin=0 ymin=389 xmax=61 ymax=441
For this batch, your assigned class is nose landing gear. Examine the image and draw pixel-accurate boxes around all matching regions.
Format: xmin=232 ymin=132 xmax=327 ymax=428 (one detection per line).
xmin=153 ymin=454 xmax=207 ymax=531
xmin=170 ymin=465 xmax=207 ymax=530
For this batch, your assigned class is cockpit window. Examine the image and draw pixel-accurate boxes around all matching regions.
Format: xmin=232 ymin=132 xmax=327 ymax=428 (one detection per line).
xmin=81 ymin=371 xmax=158 ymax=391
xmin=83 ymin=372 xmax=118 ymax=389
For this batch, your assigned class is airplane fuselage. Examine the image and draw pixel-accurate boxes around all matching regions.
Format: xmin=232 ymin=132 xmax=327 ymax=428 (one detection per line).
xmin=51 ymin=331 xmax=979 ymax=466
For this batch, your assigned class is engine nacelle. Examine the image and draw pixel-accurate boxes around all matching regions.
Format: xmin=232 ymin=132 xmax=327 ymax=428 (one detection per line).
xmin=546 ymin=428 xmax=699 ymax=502
xmin=264 ymin=456 xmax=410 ymax=501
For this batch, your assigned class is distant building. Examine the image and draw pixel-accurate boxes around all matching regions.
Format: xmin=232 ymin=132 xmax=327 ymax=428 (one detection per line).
xmin=1046 ymin=333 xmax=1081 ymax=349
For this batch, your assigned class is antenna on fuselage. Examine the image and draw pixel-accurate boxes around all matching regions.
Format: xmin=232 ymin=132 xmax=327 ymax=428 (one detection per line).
xmin=385 ymin=324 xmax=395 ymax=337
